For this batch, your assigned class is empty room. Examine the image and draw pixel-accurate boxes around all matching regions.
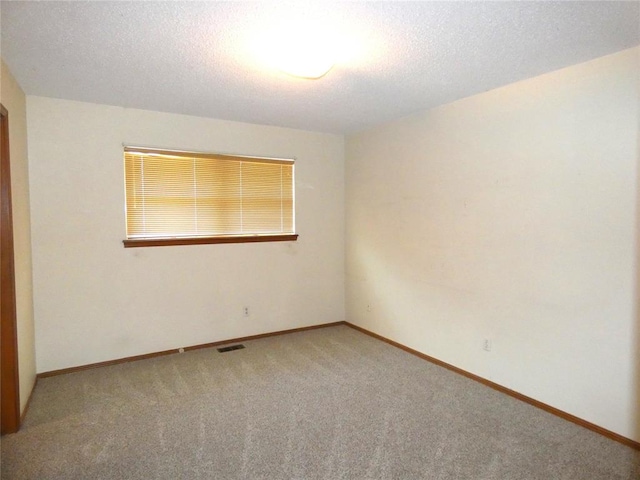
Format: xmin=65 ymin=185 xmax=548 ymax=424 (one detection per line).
xmin=1 ymin=1 xmax=639 ymax=479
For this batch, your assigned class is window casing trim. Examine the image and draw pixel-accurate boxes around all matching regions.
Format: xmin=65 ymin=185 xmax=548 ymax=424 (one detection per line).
xmin=123 ymin=234 xmax=299 ymax=248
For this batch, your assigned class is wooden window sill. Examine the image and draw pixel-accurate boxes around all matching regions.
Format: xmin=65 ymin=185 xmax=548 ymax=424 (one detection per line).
xmin=123 ymin=234 xmax=298 ymax=248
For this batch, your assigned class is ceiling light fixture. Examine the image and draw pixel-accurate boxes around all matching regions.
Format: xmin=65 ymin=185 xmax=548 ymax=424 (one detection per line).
xmin=272 ymin=32 xmax=335 ymax=79
xmin=254 ymin=21 xmax=337 ymax=79
xmin=245 ymin=8 xmax=376 ymax=81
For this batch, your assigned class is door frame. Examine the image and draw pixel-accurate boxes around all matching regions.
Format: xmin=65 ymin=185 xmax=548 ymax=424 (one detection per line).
xmin=1 ymin=102 xmax=21 ymax=435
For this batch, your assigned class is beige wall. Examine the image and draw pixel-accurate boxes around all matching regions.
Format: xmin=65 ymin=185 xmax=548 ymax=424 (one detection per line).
xmin=0 ymin=60 xmax=37 ymax=414
xmin=346 ymin=47 xmax=640 ymax=442
xmin=27 ymin=97 xmax=345 ymax=372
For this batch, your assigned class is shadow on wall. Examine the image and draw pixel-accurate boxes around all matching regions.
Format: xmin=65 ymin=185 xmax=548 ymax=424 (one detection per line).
xmin=634 ymin=127 xmax=640 ymax=444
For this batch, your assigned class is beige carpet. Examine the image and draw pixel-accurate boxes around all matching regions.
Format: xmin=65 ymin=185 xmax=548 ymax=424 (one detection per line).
xmin=1 ymin=325 xmax=638 ymax=479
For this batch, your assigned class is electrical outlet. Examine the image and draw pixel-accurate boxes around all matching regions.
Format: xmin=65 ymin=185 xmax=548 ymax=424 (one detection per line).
xmin=483 ymin=338 xmax=492 ymax=352
xmin=243 ymin=306 xmax=250 ymax=317
xmin=366 ymin=304 xmax=371 ymax=312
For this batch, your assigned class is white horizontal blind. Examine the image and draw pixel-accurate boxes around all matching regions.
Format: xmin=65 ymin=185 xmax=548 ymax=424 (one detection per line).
xmin=124 ymin=148 xmax=294 ymax=239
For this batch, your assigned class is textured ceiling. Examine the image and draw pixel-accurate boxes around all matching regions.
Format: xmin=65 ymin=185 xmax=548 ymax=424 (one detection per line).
xmin=1 ymin=1 xmax=639 ymax=134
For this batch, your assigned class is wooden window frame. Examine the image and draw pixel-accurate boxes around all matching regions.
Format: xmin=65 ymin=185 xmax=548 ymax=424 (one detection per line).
xmin=123 ymin=233 xmax=298 ymax=248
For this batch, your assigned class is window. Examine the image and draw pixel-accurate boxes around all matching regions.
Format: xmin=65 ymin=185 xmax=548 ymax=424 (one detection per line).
xmin=123 ymin=147 xmax=297 ymax=247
